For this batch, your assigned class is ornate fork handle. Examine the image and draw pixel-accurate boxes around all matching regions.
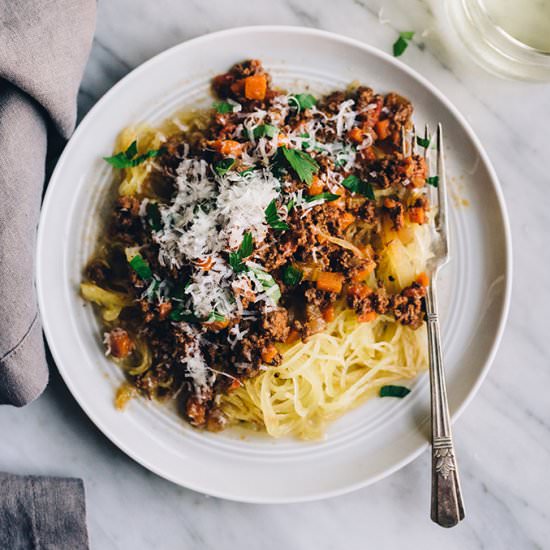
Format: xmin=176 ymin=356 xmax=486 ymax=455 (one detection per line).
xmin=426 ymin=279 xmax=465 ymax=528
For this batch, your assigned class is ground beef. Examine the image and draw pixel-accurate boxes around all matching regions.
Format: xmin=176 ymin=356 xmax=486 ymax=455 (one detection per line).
xmin=391 ymin=282 xmax=426 ymax=329
xmin=262 ymin=308 xmax=290 ymax=342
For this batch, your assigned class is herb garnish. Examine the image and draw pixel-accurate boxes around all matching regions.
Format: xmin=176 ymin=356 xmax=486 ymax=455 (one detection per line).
xmin=213 ymin=101 xmax=234 ymax=114
xmin=341 ymin=174 xmax=376 ymax=200
xmin=206 ymin=311 xmax=227 ymax=323
xmin=305 ymin=192 xmax=340 ymax=203
xmin=128 ymin=253 xmax=152 ymax=281
xmin=290 ymin=93 xmax=317 ymax=111
xmin=146 ymin=202 xmax=162 ymax=231
xmin=103 ymin=140 xmax=164 ymax=169
xmin=280 ymin=146 xmax=320 ymax=184
xmin=214 ymin=158 xmax=235 ymax=176
xmin=248 ymin=265 xmax=281 ymax=304
xmin=416 ymin=136 xmax=431 ymax=148
xmin=282 ymin=264 xmax=303 ymax=286
xmin=426 ymin=176 xmax=439 ymax=187
xmin=228 ymin=232 xmax=254 ymax=272
xmin=379 ymin=385 xmax=411 ymax=398
xmin=253 ymin=124 xmax=278 ymax=139
xmin=265 ymin=200 xmax=289 ymax=231
xmin=393 ymin=31 xmax=415 ymax=58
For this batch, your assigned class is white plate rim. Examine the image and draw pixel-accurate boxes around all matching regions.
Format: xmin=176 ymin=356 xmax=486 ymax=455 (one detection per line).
xmin=36 ymin=25 xmax=512 ymax=503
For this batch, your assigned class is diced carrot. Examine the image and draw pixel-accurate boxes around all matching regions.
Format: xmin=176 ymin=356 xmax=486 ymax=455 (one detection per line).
xmin=416 ymin=272 xmax=430 ymax=287
xmin=316 ymin=231 xmax=327 ymax=244
xmin=308 ymin=175 xmax=324 ymax=196
xmin=196 ymin=257 xmax=214 ymax=271
xmin=351 ymin=263 xmax=375 ymax=282
xmin=348 ymin=127 xmax=364 ymax=144
xmin=340 ymin=211 xmax=356 ymax=230
xmin=359 ymin=146 xmax=377 ymax=161
xmin=348 ymin=283 xmax=373 ymax=300
xmin=158 ymin=301 xmax=172 ymax=321
xmin=261 ymin=344 xmax=278 ymax=363
xmin=322 ymin=304 xmax=335 ymax=323
xmin=408 ymin=207 xmax=426 ymax=225
xmin=328 ymin=186 xmax=346 ymax=208
xmin=229 ymin=378 xmax=241 ymax=391
xmin=109 ymin=329 xmax=134 ymax=359
xmin=204 ymin=318 xmax=230 ymax=331
xmin=316 ymin=272 xmax=344 ymax=294
xmin=285 ymin=328 xmax=300 ymax=345
xmin=375 ymin=119 xmax=391 ymax=141
xmin=244 ymin=74 xmax=267 ymax=100
xmin=358 ymin=310 xmax=377 ymax=323
xmin=218 ymin=140 xmax=243 ymax=157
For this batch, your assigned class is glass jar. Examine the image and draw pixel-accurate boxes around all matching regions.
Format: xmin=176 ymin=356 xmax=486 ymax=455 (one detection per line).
xmin=447 ymin=0 xmax=550 ymax=81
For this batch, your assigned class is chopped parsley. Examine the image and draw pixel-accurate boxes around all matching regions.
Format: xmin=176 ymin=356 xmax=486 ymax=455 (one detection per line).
xmin=286 ymin=198 xmax=296 ymax=212
xmin=416 ymin=136 xmax=431 ymax=148
xmin=248 ymin=265 xmax=281 ymax=304
xmin=265 ymin=200 xmax=289 ymax=231
xmin=290 ymin=93 xmax=317 ymax=111
xmin=253 ymin=124 xmax=278 ymax=139
xmin=379 ymin=385 xmax=411 ymax=398
xmin=280 ymin=146 xmax=319 ymax=184
xmin=228 ymin=232 xmax=254 ymax=272
xmin=426 ymin=176 xmax=439 ymax=187
xmin=341 ymin=174 xmax=375 ymax=200
xmin=213 ymin=101 xmax=234 ymax=114
xmin=206 ymin=311 xmax=227 ymax=324
xmin=128 ymin=253 xmax=152 ymax=281
xmin=305 ymin=192 xmax=340 ymax=204
xmin=393 ymin=31 xmax=415 ymax=58
xmin=214 ymin=157 xmax=235 ymax=176
xmin=103 ymin=140 xmax=164 ymax=169
xmin=282 ymin=264 xmax=303 ymax=286
xmin=168 ymin=304 xmax=198 ymax=323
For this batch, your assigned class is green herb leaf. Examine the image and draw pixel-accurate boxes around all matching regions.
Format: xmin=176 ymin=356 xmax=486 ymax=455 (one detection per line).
xmin=265 ymin=200 xmax=289 ymax=231
xmin=280 ymin=146 xmax=320 ymax=184
xmin=290 ymin=93 xmax=317 ymax=111
xmin=305 ymin=192 xmax=340 ymax=203
xmin=286 ymin=198 xmax=296 ymax=213
xmin=341 ymin=174 xmax=376 ymax=200
xmin=392 ymin=31 xmax=415 ymax=58
xmin=104 ymin=140 xmax=164 ymax=169
xmin=426 ymin=176 xmax=439 ymax=187
xmin=206 ymin=311 xmax=227 ymax=323
xmin=213 ymin=101 xmax=234 ymax=114
xmin=168 ymin=304 xmax=198 ymax=323
xmin=229 ymin=232 xmax=254 ymax=272
xmin=253 ymin=124 xmax=278 ymax=139
xmin=128 ymin=253 xmax=152 ymax=281
xmin=240 ymin=167 xmax=255 ymax=176
xmin=379 ymin=385 xmax=411 ymax=398
xmin=146 ymin=202 xmax=162 ymax=231
xmin=416 ymin=136 xmax=431 ymax=148
xmin=214 ymin=157 xmax=235 ymax=176
xmin=248 ymin=265 xmax=281 ymax=304
xmin=282 ymin=264 xmax=303 ymax=286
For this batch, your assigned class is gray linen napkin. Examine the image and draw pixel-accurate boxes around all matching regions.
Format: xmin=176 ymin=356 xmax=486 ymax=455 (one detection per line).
xmin=0 ymin=473 xmax=89 ymax=549
xmin=0 ymin=0 xmax=95 ymax=405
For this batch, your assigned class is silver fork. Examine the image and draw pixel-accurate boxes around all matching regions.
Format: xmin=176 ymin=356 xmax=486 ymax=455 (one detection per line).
xmin=404 ymin=124 xmax=465 ymax=527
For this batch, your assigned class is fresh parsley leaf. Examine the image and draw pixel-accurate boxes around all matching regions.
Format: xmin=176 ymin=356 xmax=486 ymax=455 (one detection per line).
xmin=290 ymin=93 xmax=317 ymax=111
xmin=305 ymin=192 xmax=340 ymax=203
xmin=341 ymin=174 xmax=375 ymax=200
xmin=379 ymin=385 xmax=411 ymax=398
xmin=104 ymin=140 xmax=164 ymax=169
xmin=426 ymin=176 xmax=439 ymax=187
xmin=128 ymin=253 xmax=152 ymax=281
xmin=253 ymin=124 xmax=278 ymax=139
xmin=248 ymin=265 xmax=281 ymax=304
xmin=265 ymin=200 xmax=289 ymax=231
xmin=286 ymin=198 xmax=296 ymax=212
xmin=280 ymin=146 xmax=320 ymax=184
xmin=392 ymin=31 xmax=415 ymax=58
xmin=416 ymin=136 xmax=431 ymax=148
xmin=213 ymin=101 xmax=234 ymax=114
xmin=168 ymin=304 xmax=198 ymax=323
xmin=214 ymin=157 xmax=235 ymax=176
xmin=146 ymin=202 xmax=162 ymax=231
xmin=240 ymin=167 xmax=255 ymax=176
xmin=229 ymin=232 xmax=254 ymax=272
xmin=206 ymin=311 xmax=226 ymax=323
xmin=282 ymin=265 xmax=303 ymax=286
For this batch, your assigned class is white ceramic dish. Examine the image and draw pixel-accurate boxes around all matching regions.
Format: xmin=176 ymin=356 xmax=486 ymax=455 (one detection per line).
xmin=36 ymin=26 xmax=511 ymax=503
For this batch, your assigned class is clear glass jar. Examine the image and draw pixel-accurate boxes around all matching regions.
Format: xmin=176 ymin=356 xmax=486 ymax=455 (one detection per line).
xmin=447 ymin=0 xmax=550 ymax=81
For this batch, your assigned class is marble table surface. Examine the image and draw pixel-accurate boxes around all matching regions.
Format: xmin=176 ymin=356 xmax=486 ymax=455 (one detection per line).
xmin=2 ymin=1 xmax=549 ymax=548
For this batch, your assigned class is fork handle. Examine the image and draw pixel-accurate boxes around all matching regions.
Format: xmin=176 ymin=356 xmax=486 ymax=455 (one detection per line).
xmin=426 ymin=281 xmax=465 ymax=528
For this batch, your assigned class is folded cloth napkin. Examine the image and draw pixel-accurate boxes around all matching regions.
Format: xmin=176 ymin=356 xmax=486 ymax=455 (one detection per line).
xmin=0 ymin=473 xmax=89 ymax=549
xmin=0 ymin=0 xmax=95 ymax=405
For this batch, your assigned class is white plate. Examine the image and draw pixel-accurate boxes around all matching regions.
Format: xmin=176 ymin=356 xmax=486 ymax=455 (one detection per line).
xmin=36 ymin=26 xmax=511 ymax=503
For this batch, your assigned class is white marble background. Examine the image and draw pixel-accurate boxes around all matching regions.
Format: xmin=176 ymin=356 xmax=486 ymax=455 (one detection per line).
xmin=2 ymin=0 xmax=549 ymax=548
